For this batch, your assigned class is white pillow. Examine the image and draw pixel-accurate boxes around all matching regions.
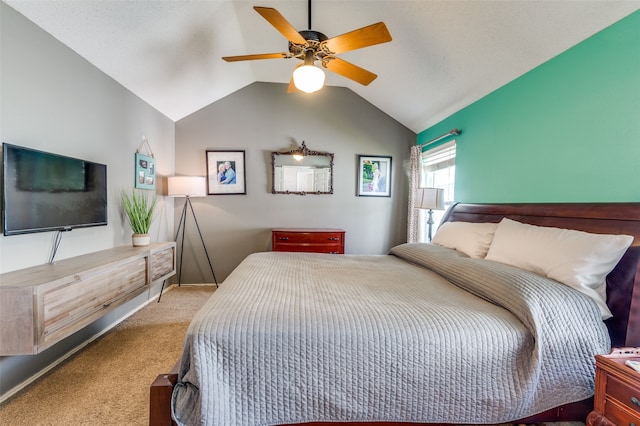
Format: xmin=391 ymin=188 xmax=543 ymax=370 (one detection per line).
xmin=432 ymin=221 xmax=499 ymax=258
xmin=485 ymin=218 xmax=633 ymax=319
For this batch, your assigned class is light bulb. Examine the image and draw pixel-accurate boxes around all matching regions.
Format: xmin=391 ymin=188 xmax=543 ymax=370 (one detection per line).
xmin=293 ymin=64 xmax=325 ymax=93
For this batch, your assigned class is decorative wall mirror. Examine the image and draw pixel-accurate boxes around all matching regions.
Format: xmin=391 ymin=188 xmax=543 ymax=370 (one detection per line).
xmin=271 ymin=142 xmax=334 ymax=195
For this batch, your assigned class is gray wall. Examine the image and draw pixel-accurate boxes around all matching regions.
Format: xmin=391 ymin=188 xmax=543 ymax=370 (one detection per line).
xmin=175 ymin=82 xmax=415 ymax=283
xmin=0 ymin=3 xmax=175 ymax=398
xmin=0 ymin=3 xmax=413 ymax=398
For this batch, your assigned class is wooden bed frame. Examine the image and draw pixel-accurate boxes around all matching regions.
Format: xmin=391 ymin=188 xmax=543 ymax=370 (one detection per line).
xmin=150 ymin=203 xmax=640 ymax=426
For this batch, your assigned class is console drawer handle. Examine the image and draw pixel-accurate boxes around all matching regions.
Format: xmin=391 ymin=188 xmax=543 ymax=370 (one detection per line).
xmin=278 ymin=237 xmax=289 ymax=241
xmin=632 ymin=396 xmax=640 ymax=407
xmin=328 ymin=237 xmax=340 ymax=241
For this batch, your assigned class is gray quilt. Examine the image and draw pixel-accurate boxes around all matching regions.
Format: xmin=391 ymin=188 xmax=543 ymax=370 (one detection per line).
xmin=171 ymin=243 xmax=610 ymax=425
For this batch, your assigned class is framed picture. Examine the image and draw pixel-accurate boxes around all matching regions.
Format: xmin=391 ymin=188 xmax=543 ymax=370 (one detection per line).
xmin=357 ymin=155 xmax=392 ymax=197
xmin=206 ymin=150 xmax=246 ymax=195
xmin=135 ymin=152 xmax=155 ymax=190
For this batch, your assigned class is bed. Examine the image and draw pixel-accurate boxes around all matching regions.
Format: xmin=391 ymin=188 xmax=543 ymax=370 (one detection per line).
xmin=150 ymin=202 xmax=640 ymax=426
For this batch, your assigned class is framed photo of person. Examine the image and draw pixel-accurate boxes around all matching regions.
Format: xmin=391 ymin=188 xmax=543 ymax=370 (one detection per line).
xmin=356 ymin=155 xmax=391 ymax=197
xmin=206 ymin=150 xmax=246 ymax=195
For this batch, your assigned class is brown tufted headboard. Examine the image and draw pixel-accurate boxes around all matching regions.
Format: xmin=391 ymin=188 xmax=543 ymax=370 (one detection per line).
xmin=440 ymin=203 xmax=640 ymax=347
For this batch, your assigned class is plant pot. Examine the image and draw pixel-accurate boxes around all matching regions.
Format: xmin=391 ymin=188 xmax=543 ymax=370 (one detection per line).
xmin=132 ymin=233 xmax=150 ymax=247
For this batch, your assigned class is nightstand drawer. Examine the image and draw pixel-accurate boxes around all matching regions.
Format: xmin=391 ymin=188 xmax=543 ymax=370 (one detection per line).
xmin=607 ymin=375 xmax=640 ymax=415
xmin=603 ymin=397 xmax=640 ymax=425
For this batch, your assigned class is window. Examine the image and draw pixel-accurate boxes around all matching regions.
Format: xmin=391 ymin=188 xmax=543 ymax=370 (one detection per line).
xmin=419 ymin=141 xmax=456 ymax=242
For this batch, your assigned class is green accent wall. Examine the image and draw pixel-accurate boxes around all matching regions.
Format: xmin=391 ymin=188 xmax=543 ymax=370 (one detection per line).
xmin=417 ymin=10 xmax=640 ymax=203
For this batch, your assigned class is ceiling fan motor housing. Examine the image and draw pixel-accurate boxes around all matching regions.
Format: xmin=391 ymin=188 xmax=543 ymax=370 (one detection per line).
xmin=289 ymin=30 xmax=332 ymax=60
xmin=298 ymin=30 xmax=328 ymax=42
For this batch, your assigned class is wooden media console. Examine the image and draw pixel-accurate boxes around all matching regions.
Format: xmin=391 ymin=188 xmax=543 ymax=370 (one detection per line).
xmin=0 ymin=242 xmax=176 ymax=356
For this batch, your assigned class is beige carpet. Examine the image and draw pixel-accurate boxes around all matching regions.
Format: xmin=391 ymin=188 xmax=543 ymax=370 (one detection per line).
xmin=0 ymin=285 xmax=215 ymax=426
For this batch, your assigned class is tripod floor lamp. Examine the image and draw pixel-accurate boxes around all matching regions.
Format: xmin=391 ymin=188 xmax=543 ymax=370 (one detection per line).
xmin=415 ymin=187 xmax=445 ymax=242
xmin=159 ymin=176 xmax=218 ymax=302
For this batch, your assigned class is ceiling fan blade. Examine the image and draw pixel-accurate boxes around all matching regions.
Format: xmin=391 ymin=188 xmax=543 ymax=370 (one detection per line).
xmin=287 ymin=76 xmax=298 ymax=93
xmin=323 ymin=57 xmax=377 ymax=86
xmin=323 ymin=22 xmax=392 ymax=54
xmin=222 ymin=53 xmax=290 ymax=62
xmin=287 ymin=64 xmax=302 ymax=93
xmin=254 ymin=6 xmax=307 ymax=45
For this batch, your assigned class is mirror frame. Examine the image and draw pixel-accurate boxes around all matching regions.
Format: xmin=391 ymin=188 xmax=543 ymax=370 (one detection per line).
xmin=271 ymin=142 xmax=334 ymax=195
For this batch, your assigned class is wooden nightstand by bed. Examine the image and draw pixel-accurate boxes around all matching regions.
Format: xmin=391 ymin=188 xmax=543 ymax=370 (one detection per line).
xmin=586 ymin=348 xmax=640 ymax=426
xmin=272 ymin=228 xmax=345 ymax=254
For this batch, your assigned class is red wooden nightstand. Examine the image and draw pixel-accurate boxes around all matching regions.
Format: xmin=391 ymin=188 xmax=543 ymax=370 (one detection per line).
xmin=587 ymin=348 xmax=640 ymax=426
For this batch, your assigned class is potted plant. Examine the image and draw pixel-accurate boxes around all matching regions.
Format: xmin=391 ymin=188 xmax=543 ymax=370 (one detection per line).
xmin=122 ymin=189 xmax=157 ymax=246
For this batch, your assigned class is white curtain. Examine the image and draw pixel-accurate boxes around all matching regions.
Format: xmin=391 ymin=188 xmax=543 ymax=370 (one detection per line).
xmin=406 ymin=145 xmax=422 ymax=243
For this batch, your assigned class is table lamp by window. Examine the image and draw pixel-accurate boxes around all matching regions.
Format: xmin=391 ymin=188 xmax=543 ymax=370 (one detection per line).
xmin=415 ymin=187 xmax=445 ymax=242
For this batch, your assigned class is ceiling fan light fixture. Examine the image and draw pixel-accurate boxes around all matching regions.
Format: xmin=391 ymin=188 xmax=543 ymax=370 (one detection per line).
xmin=293 ymin=64 xmax=325 ymax=93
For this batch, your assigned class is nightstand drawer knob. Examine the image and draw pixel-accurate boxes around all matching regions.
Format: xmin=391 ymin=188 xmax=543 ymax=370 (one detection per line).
xmin=632 ymin=396 xmax=640 ymax=407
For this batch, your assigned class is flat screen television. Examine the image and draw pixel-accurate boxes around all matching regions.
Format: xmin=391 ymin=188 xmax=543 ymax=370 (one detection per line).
xmin=2 ymin=143 xmax=108 ymax=236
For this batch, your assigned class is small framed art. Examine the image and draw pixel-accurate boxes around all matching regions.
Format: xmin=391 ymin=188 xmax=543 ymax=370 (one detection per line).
xmin=206 ymin=150 xmax=246 ymax=195
xmin=135 ymin=152 xmax=155 ymax=190
xmin=357 ymin=155 xmax=392 ymax=197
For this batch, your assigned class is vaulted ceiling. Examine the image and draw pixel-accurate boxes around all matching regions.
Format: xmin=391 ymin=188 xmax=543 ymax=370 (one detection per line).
xmin=5 ymin=1 xmax=639 ymax=133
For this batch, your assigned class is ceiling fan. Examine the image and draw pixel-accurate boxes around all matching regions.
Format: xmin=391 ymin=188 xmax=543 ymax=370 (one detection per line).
xmin=222 ymin=0 xmax=392 ymax=93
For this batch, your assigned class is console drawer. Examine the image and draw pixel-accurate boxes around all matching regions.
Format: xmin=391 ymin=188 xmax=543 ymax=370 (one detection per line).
xmin=275 ymin=242 xmax=343 ymax=254
xmin=40 ymin=257 xmax=147 ymax=347
xmin=272 ymin=228 xmax=345 ymax=254
xmin=150 ymin=245 xmax=175 ymax=281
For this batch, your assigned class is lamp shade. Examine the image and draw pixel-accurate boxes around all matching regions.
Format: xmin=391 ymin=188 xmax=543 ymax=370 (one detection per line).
xmin=415 ymin=187 xmax=445 ymax=210
xmin=293 ymin=64 xmax=325 ymax=93
xmin=167 ymin=176 xmax=207 ymax=197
